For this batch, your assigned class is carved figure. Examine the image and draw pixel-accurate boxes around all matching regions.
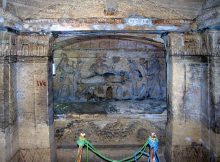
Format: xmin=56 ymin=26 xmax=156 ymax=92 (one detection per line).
xmin=56 ymin=53 xmax=75 ymax=99
xmin=147 ymin=59 xmax=162 ymax=99
xmin=89 ymin=56 xmax=109 ymax=75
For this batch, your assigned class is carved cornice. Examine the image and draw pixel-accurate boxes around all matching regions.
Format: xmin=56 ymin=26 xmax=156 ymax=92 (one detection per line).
xmin=0 ymin=31 xmax=50 ymax=57
xmin=163 ymin=31 xmax=220 ymax=57
xmin=16 ymin=35 xmax=50 ymax=56
xmin=163 ymin=33 xmax=207 ymax=56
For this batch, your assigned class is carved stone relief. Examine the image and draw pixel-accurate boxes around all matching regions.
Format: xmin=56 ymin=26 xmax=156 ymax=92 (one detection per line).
xmin=53 ymin=51 xmax=166 ymax=102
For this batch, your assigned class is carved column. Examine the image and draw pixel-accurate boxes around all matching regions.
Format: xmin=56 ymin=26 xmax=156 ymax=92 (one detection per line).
xmin=15 ymin=34 xmax=56 ymax=161
xmin=204 ymin=30 xmax=220 ymax=161
xmin=0 ymin=31 xmax=19 ymax=162
xmin=163 ymin=33 xmax=210 ymax=162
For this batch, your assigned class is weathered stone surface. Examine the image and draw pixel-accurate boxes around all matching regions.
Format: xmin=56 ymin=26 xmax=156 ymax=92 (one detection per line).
xmin=171 ymin=145 xmax=210 ymax=162
xmin=0 ymin=31 xmax=50 ymax=57
xmin=53 ymin=38 xmax=166 ymax=102
xmin=10 ymin=148 xmax=53 ymax=162
xmin=0 ymin=60 xmax=19 ymax=162
xmin=55 ymin=114 xmax=166 ymax=146
xmin=164 ymin=31 xmax=210 ymax=161
xmin=0 ymin=8 xmax=22 ymax=29
xmin=209 ymin=56 xmax=220 ymax=160
xmin=1 ymin=2 xmax=220 ymax=160
xmin=0 ymin=31 xmax=56 ymax=161
xmin=54 ymin=106 xmax=167 ymax=161
xmin=54 ymin=100 xmax=166 ymax=116
xmin=21 ymin=18 xmax=194 ymax=32
xmin=197 ymin=2 xmax=220 ymax=30
xmin=203 ymin=30 xmax=220 ymax=56
xmin=163 ymin=33 xmax=208 ymax=56
xmin=16 ymin=56 xmax=56 ymax=161
xmin=7 ymin=0 xmax=204 ymax=20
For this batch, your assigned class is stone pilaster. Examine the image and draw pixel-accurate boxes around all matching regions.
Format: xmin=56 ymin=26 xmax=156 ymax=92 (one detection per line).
xmin=0 ymin=31 xmax=55 ymax=162
xmin=163 ymin=33 xmax=210 ymax=162
xmin=15 ymin=34 xmax=56 ymax=162
xmin=204 ymin=30 xmax=220 ymax=161
xmin=0 ymin=31 xmax=19 ymax=162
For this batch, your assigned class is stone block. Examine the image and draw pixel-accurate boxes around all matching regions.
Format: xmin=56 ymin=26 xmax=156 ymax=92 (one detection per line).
xmin=109 ymin=39 xmax=118 ymax=49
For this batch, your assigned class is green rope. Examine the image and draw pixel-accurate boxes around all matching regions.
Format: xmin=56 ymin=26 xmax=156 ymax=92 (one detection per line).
xmin=76 ymin=137 xmax=150 ymax=162
xmin=86 ymin=142 xmax=89 ymax=162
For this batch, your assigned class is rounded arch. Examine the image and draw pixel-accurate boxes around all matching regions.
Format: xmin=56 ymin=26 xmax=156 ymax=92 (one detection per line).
xmin=52 ymin=33 xmax=165 ymax=51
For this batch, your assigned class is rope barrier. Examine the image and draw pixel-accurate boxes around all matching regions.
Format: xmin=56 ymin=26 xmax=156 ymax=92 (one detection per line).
xmin=74 ymin=132 xmax=160 ymax=162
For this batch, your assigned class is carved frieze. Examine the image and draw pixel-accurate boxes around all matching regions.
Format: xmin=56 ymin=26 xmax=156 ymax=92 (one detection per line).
xmin=163 ymin=31 xmax=220 ymax=57
xmin=0 ymin=31 xmax=50 ymax=57
xmin=163 ymin=33 xmax=207 ymax=56
xmin=16 ymin=35 xmax=50 ymax=56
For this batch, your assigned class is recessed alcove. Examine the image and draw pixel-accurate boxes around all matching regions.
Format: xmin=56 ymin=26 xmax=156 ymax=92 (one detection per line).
xmin=52 ymin=35 xmax=167 ymax=161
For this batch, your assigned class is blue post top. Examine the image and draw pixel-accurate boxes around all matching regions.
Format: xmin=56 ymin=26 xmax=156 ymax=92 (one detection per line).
xmin=148 ymin=136 xmax=159 ymax=152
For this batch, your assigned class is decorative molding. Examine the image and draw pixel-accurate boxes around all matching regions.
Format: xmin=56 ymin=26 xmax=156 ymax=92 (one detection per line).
xmin=16 ymin=35 xmax=50 ymax=56
xmin=163 ymin=31 xmax=220 ymax=56
xmin=163 ymin=33 xmax=207 ymax=56
xmin=0 ymin=31 xmax=50 ymax=57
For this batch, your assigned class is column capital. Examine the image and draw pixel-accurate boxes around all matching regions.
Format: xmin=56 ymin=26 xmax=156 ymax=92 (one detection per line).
xmin=16 ymin=34 xmax=50 ymax=57
xmin=163 ymin=31 xmax=220 ymax=57
xmin=203 ymin=30 xmax=220 ymax=57
xmin=0 ymin=31 xmax=51 ymax=57
xmin=162 ymin=32 xmax=206 ymax=56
